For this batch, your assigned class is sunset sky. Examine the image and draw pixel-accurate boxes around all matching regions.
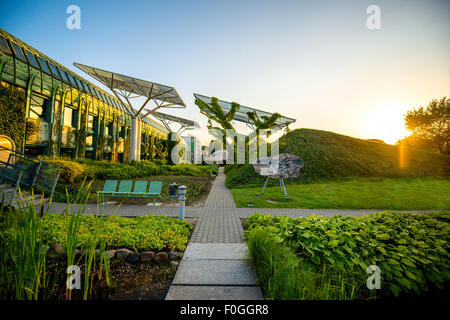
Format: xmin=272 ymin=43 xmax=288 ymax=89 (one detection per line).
xmin=1 ymin=0 xmax=448 ymax=144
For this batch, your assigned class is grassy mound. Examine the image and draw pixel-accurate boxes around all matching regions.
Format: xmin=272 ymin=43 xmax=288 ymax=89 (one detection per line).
xmin=226 ymin=128 xmax=449 ymax=188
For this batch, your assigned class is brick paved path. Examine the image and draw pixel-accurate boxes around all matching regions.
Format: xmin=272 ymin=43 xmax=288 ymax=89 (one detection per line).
xmin=189 ymin=167 xmax=244 ymax=243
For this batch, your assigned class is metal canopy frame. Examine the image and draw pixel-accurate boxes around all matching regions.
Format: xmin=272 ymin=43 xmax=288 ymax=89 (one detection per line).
xmin=151 ymin=111 xmax=200 ymax=135
xmin=74 ymin=62 xmax=186 ymax=120
xmin=74 ymin=62 xmax=186 ymax=162
xmin=194 ymin=93 xmax=296 ymax=130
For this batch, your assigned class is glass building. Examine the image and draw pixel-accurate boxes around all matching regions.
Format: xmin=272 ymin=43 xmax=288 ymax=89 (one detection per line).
xmin=0 ymin=28 xmax=168 ymax=162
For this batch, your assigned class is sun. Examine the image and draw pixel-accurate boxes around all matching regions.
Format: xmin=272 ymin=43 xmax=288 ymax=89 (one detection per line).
xmin=362 ymin=105 xmax=410 ymax=145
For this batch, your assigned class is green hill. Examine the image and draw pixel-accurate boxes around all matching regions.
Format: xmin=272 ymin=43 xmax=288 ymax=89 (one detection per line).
xmin=225 ymin=128 xmax=449 ymax=188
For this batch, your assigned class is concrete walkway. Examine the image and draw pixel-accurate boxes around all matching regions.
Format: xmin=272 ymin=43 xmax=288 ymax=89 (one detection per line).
xmin=166 ymin=167 xmax=263 ymax=300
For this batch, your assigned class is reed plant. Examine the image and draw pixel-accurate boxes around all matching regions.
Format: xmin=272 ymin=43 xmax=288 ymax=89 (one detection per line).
xmin=0 ymin=179 xmax=115 ymax=300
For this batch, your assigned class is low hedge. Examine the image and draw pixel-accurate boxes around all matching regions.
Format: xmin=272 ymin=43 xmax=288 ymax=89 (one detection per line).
xmin=1 ymin=214 xmax=193 ymax=252
xmin=245 ymin=212 xmax=450 ymax=298
xmin=45 ymin=159 xmax=85 ymax=184
xmin=41 ymin=157 xmax=215 ymax=181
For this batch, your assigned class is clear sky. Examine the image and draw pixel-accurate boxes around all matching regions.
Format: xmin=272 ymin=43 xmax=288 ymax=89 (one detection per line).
xmin=1 ymin=0 xmax=449 ymax=144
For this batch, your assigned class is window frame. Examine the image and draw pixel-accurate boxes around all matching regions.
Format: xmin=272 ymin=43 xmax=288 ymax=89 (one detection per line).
xmin=59 ymin=68 xmax=70 ymax=84
xmin=24 ymin=50 xmax=39 ymax=69
xmin=10 ymin=42 xmax=27 ymax=62
xmin=66 ymin=73 xmax=78 ymax=87
xmin=37 ymin=57 xmax=51 ymax=75
xmin=0 ymin=36 xmax=12 ymax=54
xmin=48 ymin=63 xmax=61 ymax=79
xmin=75 ymin=78 xmax=85 ymax=92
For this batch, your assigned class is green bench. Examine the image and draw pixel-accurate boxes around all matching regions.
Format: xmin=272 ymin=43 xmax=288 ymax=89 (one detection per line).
xmin=98 ymin=180 xmax=162 ymax=205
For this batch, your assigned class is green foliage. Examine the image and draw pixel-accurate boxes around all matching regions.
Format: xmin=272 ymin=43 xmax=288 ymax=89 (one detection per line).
xmin=76 ymin=104 xmax=87 ymax=159
xmin=0 ymin=85 xmax=26 ymax=149
xmin=45 ymin=159 xmax=85 ymax=184
xmin=225 ymin=128 xmax=450 ymax=188
xmin=247 ymin=229 xmax=367 ymax=300
xmin=404 ymin=97 xmax=449 ymax=155
xmin=36 ymin=214 xmax=191 ymax=252
xmin=0 ymin=203 xmax=47 ymax=299
xmin=247 ymin=111 xmax=281 ymax=131
xmin=40 ymin=157 xmax=214 ymax=181
xmin=245 ymin=212 xmax=450 ymax=298
xmin=396 ymin=134 xmax=436 ymax=153
xmin=195 ymin=96 xmax=239 ymax=131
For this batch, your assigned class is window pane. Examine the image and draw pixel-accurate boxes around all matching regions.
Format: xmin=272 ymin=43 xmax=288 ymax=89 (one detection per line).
xmin=37 ymin=57 xmax=51 ymax=74
xmin=83 ymin=82 xmax=92 ymax=94
xmin=86 ymin=135 xmax=93 ymax=148
xmin=67 ymin=73 xmax=77 ymax=87
xmin=0 ymin=36 xmax=11 ymax=54
xmin=11 ymin=43 xmax=26 ymax=61
xmin=25 ymin=50 xmax=39 ymax=68
xmin=63 ymin=107 xmax=73 ymax=127
xmin=48 ymin=63 xmax=61 ymax=79
xmin=87 ymin=115 xmax=94 ymax=130
xmin=75 ymin=78 xmax=84 ymax=91
xmin=29 ymin=95 xmax=47 ymax=120
xmin=59 ymin=68 xmax=69 ymax=83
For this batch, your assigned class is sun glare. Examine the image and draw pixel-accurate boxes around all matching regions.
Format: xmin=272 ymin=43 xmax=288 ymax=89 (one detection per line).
xmin=362 ymin=106 xmax=410 ymax=145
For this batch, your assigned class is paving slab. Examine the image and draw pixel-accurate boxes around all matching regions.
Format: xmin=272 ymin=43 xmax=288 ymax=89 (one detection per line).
xmin=183 ymin=243 xmax=249 ymax=260
xmin=166 ymin=286 xmax=263 ymax=300
xmin=172 ymin=260 xmax=257 ymax=286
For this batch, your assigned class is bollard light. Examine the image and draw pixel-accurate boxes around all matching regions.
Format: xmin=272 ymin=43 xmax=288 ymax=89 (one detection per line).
xmin=178 ymin=185 xmax=186 ymax=220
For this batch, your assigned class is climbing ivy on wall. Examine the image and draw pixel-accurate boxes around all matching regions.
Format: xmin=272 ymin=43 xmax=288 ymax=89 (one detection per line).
xmin=76 ymin=102 xmax=87 ymax=159
xmin=0 ymin=85 xmax=27 ymax=149
xmin=123 ymin=129 xmax=130 ymax=163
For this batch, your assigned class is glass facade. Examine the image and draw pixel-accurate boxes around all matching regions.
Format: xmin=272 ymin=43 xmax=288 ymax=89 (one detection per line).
xmin=0 ymin=28 xmax=168 ymax=161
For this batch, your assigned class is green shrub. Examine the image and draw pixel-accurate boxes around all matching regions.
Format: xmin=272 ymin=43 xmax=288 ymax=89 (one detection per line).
xmin=247 ymin=229 xmax=367 ymax=300
xmin=73 ymin=159 xmax=214 ymax=180
xmin=1 ymin=214 xmax=193 ymax=252
xmin=245 ymin=212 xmax=450 ymax=298
xmin=46 ymin=159 xmax=85 ymax=184
xmin=225 ymin=164 xmax=265 ymax=188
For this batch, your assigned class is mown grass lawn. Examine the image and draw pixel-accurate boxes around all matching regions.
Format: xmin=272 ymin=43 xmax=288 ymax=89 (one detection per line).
xmin=231 ymin=177 xmax=450 ymax=210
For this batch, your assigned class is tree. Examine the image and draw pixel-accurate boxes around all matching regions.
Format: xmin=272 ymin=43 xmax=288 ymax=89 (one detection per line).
xmin=247 ymin=111 xmax=282 ymax=158
xmin=396 ymin=135 xmax=435 ymax=152
xmin=195 ymin=96 xmax=240 ymax=148
xmin=404 ymin=97 xmax=449 ymax=155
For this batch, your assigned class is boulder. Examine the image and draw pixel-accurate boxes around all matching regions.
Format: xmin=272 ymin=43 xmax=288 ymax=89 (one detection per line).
xmin=102 ymin=250 xmax=116 ymax=260
xmin=140 ymin=251 xmax=155 ymax=262
xmin=126 ymin=253 xmax=140 ymax=263
xmin=169 ymin=251 xmax=182 ymax=259
xmin=154 ymin=252 xmax=169 ymax=262
xmin=116 ymin=248 xmax=133 ymax=260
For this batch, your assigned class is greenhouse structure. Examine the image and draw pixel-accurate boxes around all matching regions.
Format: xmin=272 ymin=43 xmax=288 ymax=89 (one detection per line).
xmin=0 ymin=28 xmax=173 ymax=163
